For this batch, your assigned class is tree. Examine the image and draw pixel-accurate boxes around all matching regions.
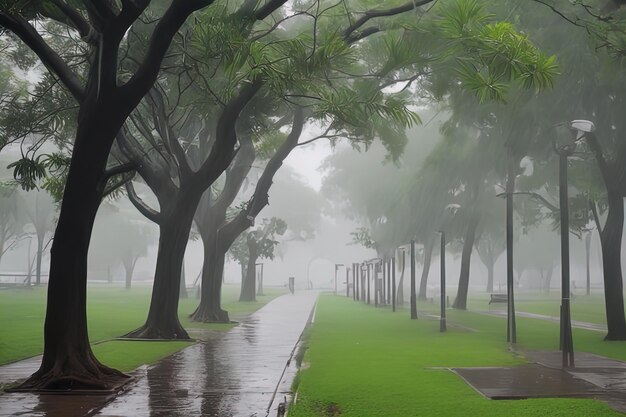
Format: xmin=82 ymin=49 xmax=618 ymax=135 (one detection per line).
xmin=0 ymin=0 xmax=296 ymax=390
xmin=229 ymin=217 xmax=287 ymax=302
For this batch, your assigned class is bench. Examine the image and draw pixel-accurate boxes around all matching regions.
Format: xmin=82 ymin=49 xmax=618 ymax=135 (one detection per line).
xmin=489 ymin=294 xmax=508 ymax=304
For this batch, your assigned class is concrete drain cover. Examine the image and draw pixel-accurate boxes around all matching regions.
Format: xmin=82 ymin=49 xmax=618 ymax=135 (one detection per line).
xmin=452 ymin=364 xmax=601 ymax=399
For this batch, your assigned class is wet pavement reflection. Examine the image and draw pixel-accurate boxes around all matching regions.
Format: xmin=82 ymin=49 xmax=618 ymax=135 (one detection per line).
xmin=0 ymin=291 xmax=318 ymax=417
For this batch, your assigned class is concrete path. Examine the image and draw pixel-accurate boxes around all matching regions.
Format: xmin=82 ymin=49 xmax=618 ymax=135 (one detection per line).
xmin=0 ymin=291 xmax=318 ymax=417
xmin=478 ymin=309 xmax=608 ymax=332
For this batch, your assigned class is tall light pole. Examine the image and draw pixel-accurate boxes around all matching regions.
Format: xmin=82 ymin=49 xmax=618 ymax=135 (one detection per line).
xmin=555 ymin=119 xmax=595 ymax=368
xmin=496 ymin=186 xmax=517 ymax=344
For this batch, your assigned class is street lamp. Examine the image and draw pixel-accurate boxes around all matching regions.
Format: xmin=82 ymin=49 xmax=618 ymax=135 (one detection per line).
xmin=495 ymin=188 xmax=518 ymax=344
xmin=555 ymin=119 xmax=594 ymax=368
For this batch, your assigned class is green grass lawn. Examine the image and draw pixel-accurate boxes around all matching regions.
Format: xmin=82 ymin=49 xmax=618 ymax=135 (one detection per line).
xmin=289 ymin=296 xmax=624 ymax=417
xmin=461 ymin=291 xmax=608 ymax=325
xmin=0 ymin=283 xmax=285 ymax=371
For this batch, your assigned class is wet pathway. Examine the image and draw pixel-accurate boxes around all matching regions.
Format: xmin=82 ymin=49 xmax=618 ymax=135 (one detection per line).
xmin=478 ymin=309 xmax=608 ymax=332
xmin=0 ymin=291 xmax=318 ymax=417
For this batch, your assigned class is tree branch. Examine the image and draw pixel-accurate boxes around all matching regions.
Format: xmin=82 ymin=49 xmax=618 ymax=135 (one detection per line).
xmin=103 ymin=161 xmax=137 ymax=182
xmin=194 ymin=79 xmax=263 ymax=187
xmin=342 ymin=0 xmax=434 ymax=41
xmin=122 ymin=0 xmax=216 ymax=97
xmin=126 ymin=180 xmax=162 ymax=224
xmin=0 ymin=13 xmax=85 ymax=101
xmin=589 ymin=198 xmax=603 ymax=235
xmin=49 ymin=0 xmax=93 ymax=39
xmin=147 ymin=87 xmax=193 ymax=181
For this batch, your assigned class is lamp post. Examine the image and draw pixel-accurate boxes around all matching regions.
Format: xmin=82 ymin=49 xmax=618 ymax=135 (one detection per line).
xmin=495 ymin=188 xmax=518 ymax=344
xmin=437 ymin=231 xmax=447 ymax=332
xmin=554 ymin=119 xmax=594 ymax=368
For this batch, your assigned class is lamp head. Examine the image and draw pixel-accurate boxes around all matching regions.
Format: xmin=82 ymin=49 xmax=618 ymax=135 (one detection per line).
xmin=570 ymin=120 xmax=595 ymax=141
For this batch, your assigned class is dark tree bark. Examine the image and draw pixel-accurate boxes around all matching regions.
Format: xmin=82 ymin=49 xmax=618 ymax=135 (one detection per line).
xmin=4 ymin=0 xmax=225 ymax=390
xmin=179 ymin=262 xmax=188 ymax=299
xmin=599 ymin=194 xmax=626 ymax=340
xmin=239 ymin=236 xmax=258 ymax=302
xmin=193 ymin=108 xmax=305 ymax=311
xmin=452 ymin=216 xmax=479 ymax=310
xmin=417 ymin=239 xmax=434 ymax=300
xmin=19 ymin=112 xmax=130 ymax=390
xmin=190 ymin=229 xmax=230 ymax=322
xmin=190 ymin=135 xmax=255 ymax=323
xmin=118 ymin=81 xmax=261 ymax=338
xmin=125 ymin=192 xmax=200 ymax=339
xmin=586 ymin=133 xmax=626 ymax=340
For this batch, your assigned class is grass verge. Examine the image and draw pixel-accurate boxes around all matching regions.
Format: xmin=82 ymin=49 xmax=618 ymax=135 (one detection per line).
xmin=0 ymin=284 xmax=285 ymax=370
xmin=289 ymin=295 xmax=623 ymax=417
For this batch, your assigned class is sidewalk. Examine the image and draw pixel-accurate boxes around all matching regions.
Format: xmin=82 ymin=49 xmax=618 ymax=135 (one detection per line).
xmin=478 ymin=309 xmax=608 ymax=332
xmin=0 ymin=290 xmax=319 ymax=417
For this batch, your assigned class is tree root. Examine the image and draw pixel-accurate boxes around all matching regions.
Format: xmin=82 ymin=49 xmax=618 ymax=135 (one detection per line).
xmin=123 ymin=323 xmax=191 ymax=340
xmin=189 ymin=306 xmax=230 ymax=323
xmin=12 ymin=355 xmax=129 ymax=392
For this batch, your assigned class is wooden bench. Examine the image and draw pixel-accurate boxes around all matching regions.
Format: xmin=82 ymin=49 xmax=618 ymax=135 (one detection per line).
xmin=489 ymin=294 xmax=508 ymax=304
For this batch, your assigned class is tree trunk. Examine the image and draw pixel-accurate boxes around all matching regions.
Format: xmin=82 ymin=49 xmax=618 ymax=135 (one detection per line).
xmin=417 ymin=239 xmax=434 ymax=300
xmin=600 ymin=194 xmax=626 ymax=340
xmin=125 ymin=194 xmax=199 ymax=339
xmin=544 ymin=268 xmax=553 ymax=293
xmin=122 ymin=257 xmax=138 ymax=290
xmin=239 ymin=239 xmax=258 ymax=302
xmin=453 ymin=217 xmax=479 ymax=310
xmin=17 ymin=114 xmax=128 ymax=390
xmin=190 ymin=239 xmax=230 ymax=323
xmin=179 ymin=262 xmax=188 ymax=299
xmin=190 ymin=205 xmax=230 ymax=323
xmin=486 ymin=261 xmax=494 ymax=293
xmin=124 ymin=264 xmax=133 ymax=289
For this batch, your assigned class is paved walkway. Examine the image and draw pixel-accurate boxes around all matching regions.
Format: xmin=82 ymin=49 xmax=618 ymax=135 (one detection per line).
xmin=478 ymin=309 xmax=608 ymax=332
xmin=0 ymin=291 xmax=318 ymax=417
